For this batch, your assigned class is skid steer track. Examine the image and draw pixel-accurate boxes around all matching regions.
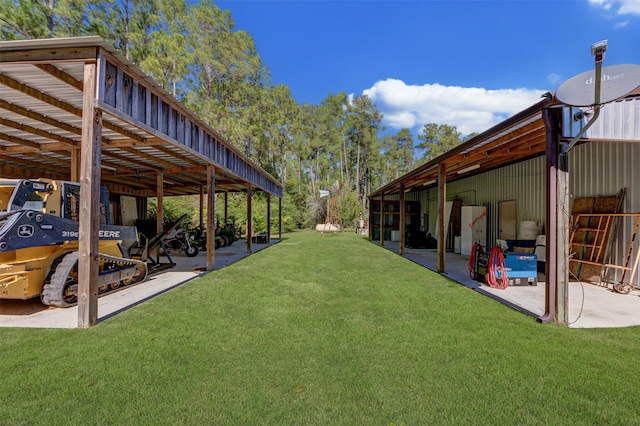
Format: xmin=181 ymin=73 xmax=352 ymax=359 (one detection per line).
xmin=41 ymin=252 xmax=148 ymax=308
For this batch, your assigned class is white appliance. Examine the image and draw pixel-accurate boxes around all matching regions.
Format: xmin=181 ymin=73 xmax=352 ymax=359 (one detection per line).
xmin=461 ymin=206 xmax=487 ymax=256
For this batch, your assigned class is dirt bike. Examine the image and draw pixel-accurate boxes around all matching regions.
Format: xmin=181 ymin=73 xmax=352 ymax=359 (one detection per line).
xmin=161 ymin=227 xmax=199 ymax=257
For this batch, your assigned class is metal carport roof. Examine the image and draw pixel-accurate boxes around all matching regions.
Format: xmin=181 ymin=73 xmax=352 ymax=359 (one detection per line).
xmin=0 ymin=36 xmax=282 ymax=198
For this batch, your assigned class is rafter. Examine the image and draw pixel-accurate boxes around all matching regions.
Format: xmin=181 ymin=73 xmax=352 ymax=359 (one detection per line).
xmin=153 ymin=144 xmax=202 ymax=167
xmin=0 ymin=73 xmax=144 ymax=144
xmin=35 ymin=63 xmax=83 ymax=91
xmin=0 ymin=155 xmax=68 ymax=175
xmin=0 ymin=117 xmax=77 ymax=146
xmin=101 ymin=149 xmax=162 ymax=173
xmin=0 ymin=132 xmax=42 ymax=149
xmin=120 ymin=146 xmax=176 ymax=168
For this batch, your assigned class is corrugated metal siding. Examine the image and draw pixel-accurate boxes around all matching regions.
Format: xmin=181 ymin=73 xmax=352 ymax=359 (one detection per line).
xmin=417 ymin=142 xmax=639 ymax=287
xmin=587 ymin=97 xmax=640 ymax=140
xmin=421 ymin=157 xmax=546 ymax=242
xmin=571 ymin=142 xmax=640 ymax=288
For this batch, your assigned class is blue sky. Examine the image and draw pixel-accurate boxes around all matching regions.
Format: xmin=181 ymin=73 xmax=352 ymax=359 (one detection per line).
xmin=216 ymin=0 xmax=640 ymax=136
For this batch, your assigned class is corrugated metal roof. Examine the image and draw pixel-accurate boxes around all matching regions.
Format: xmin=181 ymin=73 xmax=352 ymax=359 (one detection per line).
xmin=0 ymin=36 xmax=282 ymax=197
xmin=369 ymin=88 xmax=640 ymax=199
xmin=369 ymin=96 xmax=553 ymax=197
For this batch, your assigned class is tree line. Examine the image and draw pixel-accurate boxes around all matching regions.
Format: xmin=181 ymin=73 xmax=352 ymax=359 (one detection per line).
xmin=0 ymin=0 xmax=468 ymax=232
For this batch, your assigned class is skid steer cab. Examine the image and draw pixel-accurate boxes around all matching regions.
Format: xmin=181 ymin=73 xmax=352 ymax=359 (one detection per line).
xmin=0 ymin=178 xmax=147 ymax=307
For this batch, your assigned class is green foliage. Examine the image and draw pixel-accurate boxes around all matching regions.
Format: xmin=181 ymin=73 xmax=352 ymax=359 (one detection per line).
xmin=2 ymin=232 xmax=640 ymax=424
xmin=378 ymin=128 xmax=415 ymax=185
xmin=0 ymin=0 xmax=90 ymax=39
xmin=417 ymin=122 xmax=463 ymax=161
xmin=0 ymin=0 xmax=421 ymax=229
xmin=338 ymin=188 xmax=361 ymax=227
xmin=147 ymin=195 xmax=200 ymax=227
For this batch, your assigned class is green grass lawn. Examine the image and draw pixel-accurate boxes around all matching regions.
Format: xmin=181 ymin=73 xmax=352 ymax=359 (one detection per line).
xmin=1 ymin=230 xmax=639 ymax=425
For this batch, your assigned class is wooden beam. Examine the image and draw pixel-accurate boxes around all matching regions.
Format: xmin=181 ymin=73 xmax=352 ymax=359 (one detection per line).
xmin=171 ymin=171 xmax=205 ymax=186
xmin=156 ymin=172 xmax=163 ymax=234
xmin=77 ymin=60 xmax=101 ymax=328
xmin=70 ymin=147 xmax=80 ymax=182
xmin=0 ymin=73 xmax=144 ymax=144
xmin=279 ymin=196 xmax=282 ymax=240
xmin=101 ymin=120 xmax=145 ymax=143
xmin=101 ymin=149 xmax=162 ymax=173
xmin=437 ymin=163 xmax=446 ymax=273
xmin=399 ymin=182 xmax=405 ymax=256
xmin=0 ymin=141 xmax=73 ymax=153
xmin=0 ymin=73 xmax=84 ymax=116
xmin=206 ymin=165 xmax=215 ymax=271
xmin=557 ymin=161 xmax=570 ymax=326
xmin=246 ymin=186 xmax=253 ymax=254
xmin=0 ymin=98 xmax=81 ymax=136
xmin=120 ymin=146 xmax=175 ymax=168
xmin=199 ymin=185 xmax=204 ymax=229
xmin=0 ymin=47 xmax=98 ymax=63
xmin=0 ymin=163 xmax=66 ymax=180
xmin=267 ymin=193 xmax=271 ymax=245
xmin=541 ymin=107 xmax=559 ymax=324
xmin=380 ymin=193 xmax=385 ymax=247
xmin=0 ymin=132 xmax=42 ymax=149
xmin=0 ymin=155 xmax=68 ymax=175
xmin=0 ymin=117 xmax=77 ymax=146
xmin=100 ymin=175 xmax=155 ymax=191
xmin=100 ymin=137 xmax=166 ymax=148
xmin=0 ymin=98 xmax=120 ymax=147
xmin=153 ymin=144 xmax=201 ymax=167
xmin=368 ymin=197 xmax=373 ymax=240
xmin=224 ymin=191 xmax=228 ymax=223
xmin=35 ymin=63 xmax=84 ymax=90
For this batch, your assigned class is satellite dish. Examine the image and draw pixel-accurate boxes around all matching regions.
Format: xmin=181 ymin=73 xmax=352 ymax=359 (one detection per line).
xmin=556 ymin=64 xmax=640 ymax=107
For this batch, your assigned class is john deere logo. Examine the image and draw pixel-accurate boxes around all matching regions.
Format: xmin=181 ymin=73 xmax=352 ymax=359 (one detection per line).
xmin=18 ymin=225 xmax=34 ymax=238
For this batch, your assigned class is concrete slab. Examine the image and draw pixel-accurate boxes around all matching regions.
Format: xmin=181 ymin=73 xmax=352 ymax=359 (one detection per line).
xmin=379 ymin=241 xmax=640 ymax=328
xmin=0 ymin=239 xmax=278 ymax=328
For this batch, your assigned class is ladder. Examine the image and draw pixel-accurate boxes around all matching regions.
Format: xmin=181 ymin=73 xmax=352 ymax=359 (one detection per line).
xmin=569 ymin=213 xmax=640 ymax=292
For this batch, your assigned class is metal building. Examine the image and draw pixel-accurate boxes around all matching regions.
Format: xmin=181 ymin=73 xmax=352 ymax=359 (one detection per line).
xmin=369 ymin=90 xmax=640 ymax=326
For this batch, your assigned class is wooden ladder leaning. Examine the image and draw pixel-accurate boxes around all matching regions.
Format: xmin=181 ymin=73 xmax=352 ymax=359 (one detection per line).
xmin=569 ymin=213 xmax=640 ymax=293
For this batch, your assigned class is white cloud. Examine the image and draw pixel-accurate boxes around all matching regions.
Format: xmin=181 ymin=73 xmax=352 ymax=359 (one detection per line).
xmin=589 ymin=0 xmax=640 ymax=15
xmin=546 ymin=73 xmax=563 ymax=85
xmin=589 ymin=0 xmax=613 ymax=11
xmin=362 ymin=79 xmax=546 ymax=136
xmin=618 ymin=0 xmax=640 ymax=14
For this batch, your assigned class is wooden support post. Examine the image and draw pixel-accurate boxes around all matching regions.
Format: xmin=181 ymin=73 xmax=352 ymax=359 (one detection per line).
xmin=206 ymin=165 xmax=215 ymax=271
xmin=400 ymin=182 xmax=405 ymax=256
xmin=380 ymin=193 xmax=385 ymax=247
xmin=199 ymin=184 xmax=204 ymax=229
xmin=437 ymin=163 xmax=446 ymax=273
xmin=78 ymin=60 xmax=101 ymax=328
xmin=224 ymin=191 xmax=228 ymax=224
xmin=70 ymin=147 xmax=81 ymax=182
xmin=246 ymin=185 xmax=253 ymax=254
xmin=156 ymin=172 xmax=163 ymax=234
xmin=368 ymin=197 xmax=373 ymax=241
xmin=267 ymin=193 xmax=271 ymax=245
xmin=557 ymin=156 xmax=570 ymax=325
xmin=279 ymin=196 xmax=282 ymax=240
xmin=541 ymin=107 xmax=560 ymax=324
